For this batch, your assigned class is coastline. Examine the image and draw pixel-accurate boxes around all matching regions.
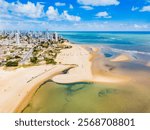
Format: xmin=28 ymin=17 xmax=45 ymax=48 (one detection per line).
xmin=52 ymin=42 xmax=130 ymax=84
xmin=0 ymin=42 xmax=149 ymax=113
xmin=0 ymin=42 xmax=93 ymax=112
xmin=0 ymin=64 xmax=72 ymax=112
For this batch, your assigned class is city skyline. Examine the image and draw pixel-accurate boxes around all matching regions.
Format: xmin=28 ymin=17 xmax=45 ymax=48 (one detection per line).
xmin=0 ymin=0 xmax=150 ymax=31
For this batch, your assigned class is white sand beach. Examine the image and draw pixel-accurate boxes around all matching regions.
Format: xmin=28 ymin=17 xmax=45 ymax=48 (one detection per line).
xmin=52 ymin=43 xmax=93 ymax=83
xmin=52 ymin=43 xmax=129 ymax=83
xmin=0 ymin=65 xmax=71 ymax=112
xmin=110 ymin=54 xmax=132 ymax=62
xmin=0 ymin=42 xmax=130 ymax=112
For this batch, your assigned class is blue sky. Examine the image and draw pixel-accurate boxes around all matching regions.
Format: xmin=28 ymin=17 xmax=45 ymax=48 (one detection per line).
xmin=0 ymin=0 xmax=150 ymax=31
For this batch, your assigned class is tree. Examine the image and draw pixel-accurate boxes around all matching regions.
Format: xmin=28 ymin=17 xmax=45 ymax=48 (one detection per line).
xmin=30 ymin=57 xmax=38 ymax=64
xmin=44 ymin=57 xmax=56 ymax=65
xmin=6 ymin=61 xmax=18 ymax=67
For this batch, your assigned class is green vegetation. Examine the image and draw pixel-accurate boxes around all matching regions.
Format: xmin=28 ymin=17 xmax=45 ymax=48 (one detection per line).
xmin=44 ymin=57 xmax=56 ymax=65
xmin=30 ymin=57 xmax=38 ymax=64
xmin=41 ymin=42 xmax=49 ymax=48
xmin=33 ymin=47 xmax=40 ymax=56
xmin=10 ymin=50 xmax=14 ymax=53
xmin=0 ymin=35 xmax=72 ymax=67
xmin=6 ymin=56 xmax=13 ymax=60
xmin=15 ymin=55 xmax=21 ymax=59
xmin=0 ymin=35 xmax=7 ymax=40
xmin=6 ymin=61 xmax=18 ymax=67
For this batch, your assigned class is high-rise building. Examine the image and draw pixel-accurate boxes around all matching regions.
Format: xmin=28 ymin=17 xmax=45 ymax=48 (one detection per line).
xmin=15 ymin=32 xmax=20 ymax=44
xmin=50 ymin=34 xmax=53 ymax=41
xmin=55 ymin=32 xmax=58 ymax=42
xmin=47 ymin=32 xmax=50 ymax=40
xmin=45 ymin=30 xmax=50 ymax=40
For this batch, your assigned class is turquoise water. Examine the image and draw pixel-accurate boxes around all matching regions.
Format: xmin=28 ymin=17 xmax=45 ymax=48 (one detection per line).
xmin=59 ymin=31 xmax=150 ymax=48
xmin=22 ymin=31 xmax=150 ymax=113
xmin=59 ymin=31 xmax=150 ymax=51
xmin=59 ymin=31 xmax=150 ymax=62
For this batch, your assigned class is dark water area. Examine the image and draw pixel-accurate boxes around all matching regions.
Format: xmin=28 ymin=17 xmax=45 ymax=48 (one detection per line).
xmin=104 ymin=53 xmax=113 ymax=58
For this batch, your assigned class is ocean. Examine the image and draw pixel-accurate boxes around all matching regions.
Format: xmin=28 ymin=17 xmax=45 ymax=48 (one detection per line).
xmin=59 ymin=31 xmax=150 ymax=48
xmin=59 ymin=31 xmax=150 ymax=63
xmin=23 ymin=31 xmax=150 ymax=113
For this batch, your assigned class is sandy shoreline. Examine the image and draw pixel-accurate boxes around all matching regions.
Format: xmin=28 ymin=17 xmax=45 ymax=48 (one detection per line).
xmin=52 ymin=43 xmax=130 ymax=83
xmin=0 ymin=42 xmax=133 ymax=112
xmin=52 ymin=43 xmax=93 ymax=83
xmin=110 ymin=54 xmax=132 ymax=62
xmin=0 ymin=65 xmax=72 ymax=112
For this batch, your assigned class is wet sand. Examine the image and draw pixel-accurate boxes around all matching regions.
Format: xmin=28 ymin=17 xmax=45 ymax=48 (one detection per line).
xmin=110 ymin=54 xmax=132 ymax=62
xmin=53 ymin=43 xmax=129 ymax=83
xmin=23 ymin=45 xmax=150 ymax=113
xmin=1 ymin=42 xmax=150 ymax=113
xmin=23 ymin=80 xmax=150 ymax=113
xmin=0 ymin=65 xmax=72 ymax=112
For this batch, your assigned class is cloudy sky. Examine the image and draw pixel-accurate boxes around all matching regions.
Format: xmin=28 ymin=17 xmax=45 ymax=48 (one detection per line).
xmin=0 ymin=0 xmax=150 ymax=31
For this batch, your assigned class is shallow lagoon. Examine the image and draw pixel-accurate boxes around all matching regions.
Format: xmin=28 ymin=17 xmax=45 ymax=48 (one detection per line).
xmin=23 ymin=32 xmax=150 ymax=113
xmin=23 ymin=80 xmax=150 ymax=113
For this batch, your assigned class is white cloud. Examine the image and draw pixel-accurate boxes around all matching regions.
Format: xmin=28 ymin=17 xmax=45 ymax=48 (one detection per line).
xmin=13 ymin=2 xmax=44 ymax=18
xmin=80 ymin=5 xmax=94 ymax=10
xmin=0 ymin=0 xmax=9 ymax=10
xmin=69 ymin=4 xmax=74 ymax=9
xmin=62 ymin=11 xmax=81 ymax=21
xmin=96 ymin=11 xmax=112 ymax=18
xmin=77 ymin=0 xmax=120 ymax=6
xmin=46 ymin=6 xmax=60 ymax=20
xmin=55 ymin=2 xmax=66 ymax=6
xmin=0 ymin=0 xmax=44 ymax=18
xmin=140 ymin=5 xmax=150 ymax=12
xmin=46 ymin=6 xmax=81 ymax=21
xmin=131 ymin=6 xmax=139 ymax=11
xmin=0 ymin=0 xmax=80 ymax=22
xmin=1 ymin=19 xmax=150 ymax=31
xmin=134 ymin=24 xmax=148 ymax=29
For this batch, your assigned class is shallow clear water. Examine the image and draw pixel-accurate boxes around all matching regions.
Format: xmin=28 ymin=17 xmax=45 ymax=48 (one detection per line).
xmin=23 ymin=56 xmax=150 ymax=113
xmin=59 ymin=31 xmax=150 ymax=63
xmin=23 ymin=80 xmax=150 ymax=113
xmin=59 ymin=31 xmax=150 ymax=52
xmin=23 ymin=31 xmax=150 ymax=113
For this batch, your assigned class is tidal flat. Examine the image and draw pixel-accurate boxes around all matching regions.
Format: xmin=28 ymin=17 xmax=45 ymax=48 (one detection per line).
xmin=23 ymin=79 xmax=150 ymax=113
